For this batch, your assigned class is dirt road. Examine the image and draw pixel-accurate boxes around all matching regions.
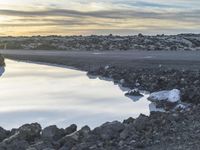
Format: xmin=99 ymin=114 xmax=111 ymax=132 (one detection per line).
xmin=1 ymin=49 xmax=200 ymax=70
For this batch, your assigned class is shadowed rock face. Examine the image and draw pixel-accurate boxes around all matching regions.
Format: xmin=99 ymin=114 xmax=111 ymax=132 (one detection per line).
xmin=0 ymin=105 xmax=200 ymax=150
xmin=0 ymin=54 xmax=5 ymax=76
xmin=0 ymin=54 xmax=5 ymax=66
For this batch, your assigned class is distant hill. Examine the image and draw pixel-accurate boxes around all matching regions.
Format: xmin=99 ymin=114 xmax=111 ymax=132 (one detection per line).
xmin=0 ymin=34 xmax=200 ymax=51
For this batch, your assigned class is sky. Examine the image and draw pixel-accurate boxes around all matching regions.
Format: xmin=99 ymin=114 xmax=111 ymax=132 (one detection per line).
xmin=0 ymin=0 xmax=200 ymax=36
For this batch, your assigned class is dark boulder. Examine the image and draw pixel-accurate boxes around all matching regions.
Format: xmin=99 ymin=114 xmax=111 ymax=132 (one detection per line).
xmin=27 ymin=140 xmax=54 ymax=150
xmin=42 ymin=125 xmax=65 ymax=141
xmin=93 ymin=121 xmax=124 ymax=140
xmin=65 ymin=124 xmax=77 ymax=135
xmin=0 ymin=127 xmax=10 ymax=142
xmin=0 ymin=54 xmax=5 ymax=66
xmin=59 ymin=132 xmax=80 ymax=149
xmin=0 ymin=123 xmax=41 ymax=150
xmin=123 ymin=117 xmax=135 ymax=124
xmin=18 ymin=123 xmax=41 ymax=142
xmin=133 ymin=114 xmax=149 ymax=131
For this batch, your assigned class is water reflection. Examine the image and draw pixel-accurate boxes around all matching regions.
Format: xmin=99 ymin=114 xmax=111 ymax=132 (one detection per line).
xmin=0 ymin=67 xmax=4 ymax=77
xmin=0 ymin=59 xmax=151 ymax=129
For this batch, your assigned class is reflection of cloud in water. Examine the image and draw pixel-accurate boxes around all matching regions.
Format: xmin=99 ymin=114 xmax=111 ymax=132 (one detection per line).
xmin=0 ymin=59 xmax=151 ymax=129
xmin=149 ymin=103 xmax=165 ymax=113
xmin=88 ymin=74 xmax=146 ymax=102
xmin=0 ymin=109 xmax=141 ymax=130
xmin=87 ymin=74 xmax=98 ymax=79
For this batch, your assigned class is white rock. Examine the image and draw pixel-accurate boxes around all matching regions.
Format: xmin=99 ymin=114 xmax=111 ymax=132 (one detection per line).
xmin=148 ymin=89 xmax=181 ymax=103
xmin=119 ymin=79 xmax=125 ymax=84
xmin=175 ymin=104 xmax=186 ymax=110
xmin=135 ymin=82 xmax=140 ymax=87
xmin=104 ymin=65 xmax=110 ymax=70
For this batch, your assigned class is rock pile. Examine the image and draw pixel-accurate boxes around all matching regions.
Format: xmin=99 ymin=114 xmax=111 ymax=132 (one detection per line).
xmin=88 ymin=66 xmax=200 ymax=104
xmin=1 ymin=104 xmax=200 ymax=149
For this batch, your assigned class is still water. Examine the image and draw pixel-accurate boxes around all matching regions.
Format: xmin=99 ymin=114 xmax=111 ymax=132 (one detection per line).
xmin=0 ymin=59 xmax=151 ymax=129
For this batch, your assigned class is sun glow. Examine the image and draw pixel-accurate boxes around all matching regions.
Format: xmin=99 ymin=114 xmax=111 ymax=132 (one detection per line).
xmin=0 ymin=16 xmax=6 ymax=23
xmin=0 ymin=0 xmax=199 ymax=35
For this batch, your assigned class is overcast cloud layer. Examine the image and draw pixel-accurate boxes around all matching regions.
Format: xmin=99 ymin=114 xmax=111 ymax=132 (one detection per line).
xmin=0 ymin=0 xmax=199 ymax=35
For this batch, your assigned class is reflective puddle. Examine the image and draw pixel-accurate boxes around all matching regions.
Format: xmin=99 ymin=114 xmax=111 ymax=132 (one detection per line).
xmin=0 ymin=59 xmax=151 ymax=129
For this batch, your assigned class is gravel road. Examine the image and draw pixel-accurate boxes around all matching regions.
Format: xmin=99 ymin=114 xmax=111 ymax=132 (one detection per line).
xmin=1 ymin=49 xmax=200 ymax=70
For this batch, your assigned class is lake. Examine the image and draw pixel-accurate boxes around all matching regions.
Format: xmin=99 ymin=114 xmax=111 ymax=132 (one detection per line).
xmin=0 ymin=59 xmax=151 ymax=129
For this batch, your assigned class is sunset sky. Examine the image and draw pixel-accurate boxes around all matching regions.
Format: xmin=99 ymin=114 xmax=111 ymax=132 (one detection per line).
xmin=0 ymin=0 xmax=200 ymax=36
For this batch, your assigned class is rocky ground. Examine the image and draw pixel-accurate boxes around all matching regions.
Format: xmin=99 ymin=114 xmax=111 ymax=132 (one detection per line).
xmin=88 ymin=66 xmax=200 ymax=104
xmin=0 ymin=50 xmax=200 ymax=149
xmin=0 ymin=34 xmax=200 ymax=51
xmin=0 ymin=55 xmax=5 ymax=66
xmin=0 ymin=105 xmax=200 ymax=150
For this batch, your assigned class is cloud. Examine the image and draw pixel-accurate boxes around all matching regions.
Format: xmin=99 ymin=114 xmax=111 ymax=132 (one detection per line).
xmin=0 ymin=18 xmax=113 ymax=27
xmin=0 ymin=8 xmax=200 ymax=22
xmin=0 ymin=0 xmax=200 ymax=35
xmin=109 ymin=0 xmax=186 ymax=8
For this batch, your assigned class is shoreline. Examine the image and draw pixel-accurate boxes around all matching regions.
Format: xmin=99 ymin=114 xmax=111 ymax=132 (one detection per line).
xmin=0 ymin=105 xmax=199 ymax=150
xmin=0 ymin=50 xmax=200 ymax=149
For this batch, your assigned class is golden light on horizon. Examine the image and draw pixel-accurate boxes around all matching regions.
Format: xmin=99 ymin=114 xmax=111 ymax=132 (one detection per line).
xmin=0 ymin=0 xmax=200 ymax=36
xmin=0 ymin=16 xmax=7 ymax=24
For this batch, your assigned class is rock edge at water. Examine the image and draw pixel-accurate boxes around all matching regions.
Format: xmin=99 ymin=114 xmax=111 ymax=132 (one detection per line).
xmin=1 ymin=54 xmax=200 ymax=149
xmin=88 ymin=65 xmax=200 ymax=104
xmin=1 ymin=104 xmax=200 ymax=150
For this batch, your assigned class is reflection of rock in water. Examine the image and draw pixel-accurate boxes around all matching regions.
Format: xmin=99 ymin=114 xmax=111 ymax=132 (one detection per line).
xmin=87 ymin=74 xmax=98 ymax=79
xmin=0 ymin=67 xmax=4 ymax=76
xmin=0 ymin=54 xmax=5 ymax=76
xmin=125 ymin=95 xmax=143 ymax=102
xmin=87 ymin=73 xmax=148 ymax=102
